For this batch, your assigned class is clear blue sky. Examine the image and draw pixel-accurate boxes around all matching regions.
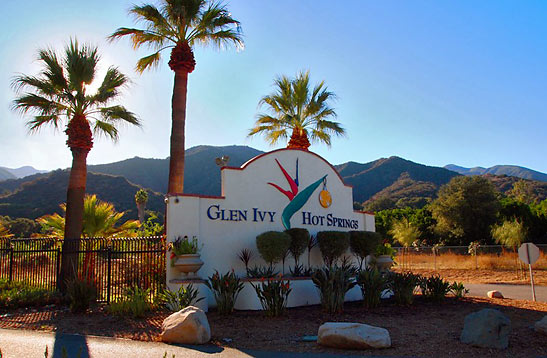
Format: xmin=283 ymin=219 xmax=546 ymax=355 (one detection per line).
xmin=1 ymin=0 xmax=546 ymax=172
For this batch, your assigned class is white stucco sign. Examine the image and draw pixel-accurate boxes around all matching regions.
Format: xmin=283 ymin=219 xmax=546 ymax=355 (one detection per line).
xmin=166 ymin=148 xmax=375 ymax=283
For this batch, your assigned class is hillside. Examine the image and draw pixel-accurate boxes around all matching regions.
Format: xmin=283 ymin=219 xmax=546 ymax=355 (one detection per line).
xmin=88 ymin=145 xmax=263 ymax=194
xmin=0 ymin=168 xmax=16 ymax=181
xmin=334 ymin=156 xmax=459 ymax=203
xmin=445 ymin=164 xmax=547 ymax=182
xmin=484 ymin=174 xmax=547 ymax=201
xmin=0 ymin=170 xmax=165 ymax=219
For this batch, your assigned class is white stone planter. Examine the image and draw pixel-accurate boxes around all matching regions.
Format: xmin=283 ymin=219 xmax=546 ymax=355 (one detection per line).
xmin=375 ymin=255 xmax=394 ymax=272
xmin=173 ymin=254 xmax=204 ymax=278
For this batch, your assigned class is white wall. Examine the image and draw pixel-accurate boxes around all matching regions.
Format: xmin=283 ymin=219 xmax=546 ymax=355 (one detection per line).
xmin=166 ymin=148 xmax=375 ymax=299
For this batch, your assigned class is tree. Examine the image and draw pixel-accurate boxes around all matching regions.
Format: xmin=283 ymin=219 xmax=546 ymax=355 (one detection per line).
xmin=0 ymin=221 xmax=12 ymax=238
xmin=491 ymin=219 xmax=527 ymax=276
xmin=12 ymin=39 xmax=139 ymax=287
xmin=508 ymin=179 xmax=538 ymax=205
xmin=135 ymin=189 xmax=149 ymax=223
xmin=38 ymin=195 xmax=139 ymax=238
xmin=248 ymin=71 xmax=345 ymax=150
xmin=110 ymin=0 xmax=243 ymax=194
xmin=389 ymin=217 xmax=420 ymax=269
xmin=431 ymin=176 xmax=500 ymax=245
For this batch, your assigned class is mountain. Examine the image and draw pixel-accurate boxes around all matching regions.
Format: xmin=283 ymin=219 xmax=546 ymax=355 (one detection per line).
xmin=88 ymin=145 xmax=264 ymax=194
xmin=0 ymin=170 xmax=165 ymax=220
xmin=445 ymin=164 xmax=547 ymax=182
xmin=0 ymin=166 xmax=48 ymax=179
xmin=0 ymin=168 xmax=16 ymax=181
xmin=334 ymin=156 xmax=459 ymax=203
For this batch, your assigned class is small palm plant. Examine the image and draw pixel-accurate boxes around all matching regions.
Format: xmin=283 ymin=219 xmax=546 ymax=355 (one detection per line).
xmin=248 ymin=71 xmax=345 ymax=150
xmin=0 ymin=222 xmax=13 ymax=238
xmin=389 ymin=218 xmax=420 ymax=269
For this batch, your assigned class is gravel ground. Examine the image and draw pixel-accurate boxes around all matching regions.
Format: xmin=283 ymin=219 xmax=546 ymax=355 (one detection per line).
xmin=1 ymin=296 xmax=546 ymax=358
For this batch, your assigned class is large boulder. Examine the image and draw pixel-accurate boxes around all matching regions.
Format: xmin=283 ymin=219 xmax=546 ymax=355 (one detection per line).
xmin=460 ymin=309 xmax=511 ymax=349
xmin=535 ymin=316 xmax=547 ymax=335
xmin=487 ymin=290 xmax=504 ymax=299
xmin=160 ymin=306 xmax=211 ymax=344
xmin=317 ymin=322 xmax=391 ymax=349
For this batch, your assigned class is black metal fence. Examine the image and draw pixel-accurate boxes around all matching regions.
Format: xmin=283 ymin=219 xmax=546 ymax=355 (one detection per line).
xmin=0 ymin=236 xmax=165 ymax=303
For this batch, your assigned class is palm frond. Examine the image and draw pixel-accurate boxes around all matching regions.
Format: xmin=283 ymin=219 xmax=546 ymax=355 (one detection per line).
xmin=93 ymin=120 xmax=119 ymax=141
xmin=136 ymin=51 xmax=163 ymax=73
xmin=64 ymin=38 xmax=99 ymax=93
xmin=90 ymin=67 xmax=130 ymax=104
xmin=100 ymin=105 xmax=140 ymax=126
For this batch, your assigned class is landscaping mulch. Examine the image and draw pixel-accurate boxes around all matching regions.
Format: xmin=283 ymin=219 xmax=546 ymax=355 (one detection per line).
xmin=1 ymin=296 xmax=546 ymax=358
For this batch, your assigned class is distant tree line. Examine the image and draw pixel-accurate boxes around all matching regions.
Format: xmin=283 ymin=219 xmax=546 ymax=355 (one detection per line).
xmin=375 ymin=177 xmax=547 ymax=246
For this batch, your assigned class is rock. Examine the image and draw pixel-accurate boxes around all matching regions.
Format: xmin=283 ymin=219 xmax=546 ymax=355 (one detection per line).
xmin=535 ymin=316 xmax=547 ymax=335
xmin=460 ymin=309 xmax=511 ymax=349
xmin=160 ymin=306 xmax=211 ymax=344
xmin=487 ymin=290 xmax=504 ymax=299
xmin=317 ymin=322 xmax=391 ymax=349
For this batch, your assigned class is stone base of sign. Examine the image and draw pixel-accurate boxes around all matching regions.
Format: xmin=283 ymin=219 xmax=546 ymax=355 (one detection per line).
xmin=168 ymin=279 xmax=209 ymax=312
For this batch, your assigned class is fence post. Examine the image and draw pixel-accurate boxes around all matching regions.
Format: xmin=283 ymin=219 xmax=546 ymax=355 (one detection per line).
xmin=107 ymin=246 xmax=112 ymax=304
xmin=8 ymin=243 xmax=13 ymax=283
xmin=55 ymin=247 xmax=61 ymax=291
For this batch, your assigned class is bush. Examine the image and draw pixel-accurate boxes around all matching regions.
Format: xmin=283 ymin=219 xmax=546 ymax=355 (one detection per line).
xmin=206 ymin=270 xmax=244 ymax=315
xmin=108 ymin=286 xmax=151 ymax=318
xmin=311 ymin=265 xmax=356 ymax=314
xmin=349 ymin=231 xmax=382 ymax=269
xmin=66 ymin=276 xmax=97 ymax=313
xmin=159 ymin=284 xmax=204 ymax=311
xmin=356 ymin=268 xmax=387 ymax=308
xmin=171 ymin=236 xmax=200 ymax=255
xmin=246 ymin=265 xmax=278 ymax=279
xmin=317 ymin=231 xmax=350 ymax=266
xmin=289 ymin=263 xmax=314 ymax=277
xmin=419 ymin=274 xmax=451 ymax=302
xmin=387 ymin=271 xmax=420 ymax=305
xmin=285 ymin=228 xmax=309 ymax=266
xmin=450 ymin=281 xmax=469 ymax=299
xmin=256 ymin=231 xmax=291 ymax=267
xmin=0 ymin=279 xmax=59 ymax=309
xmin=252 ymin=277 xmax=292 ymax=317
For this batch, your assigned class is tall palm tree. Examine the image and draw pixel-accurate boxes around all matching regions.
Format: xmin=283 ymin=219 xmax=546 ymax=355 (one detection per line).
xmin=38 ymin=195 xmax=140 ymax=238
xmin=248 ymin=71 xmax=345 ymax=150
xmin=12 ymin=39 xmax=140 ymax=287
xmin=135 ymin=189 xmax=149 ymax=223
xmin=109 ymin=0 xmax=243 ymax=194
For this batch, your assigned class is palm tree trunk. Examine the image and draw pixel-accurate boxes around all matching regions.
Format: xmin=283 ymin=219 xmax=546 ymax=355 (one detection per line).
xmin=59 ymin=147 xmax=88 ymax=291
xmin=167 ymin=70 xmax=188 ymax=194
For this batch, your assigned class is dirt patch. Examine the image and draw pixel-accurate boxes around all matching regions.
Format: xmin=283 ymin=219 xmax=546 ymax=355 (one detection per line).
xmin=394 ymin=267 xmax=547 ymax=286
xmin=1 ymin=297 xmax=545 ymax=358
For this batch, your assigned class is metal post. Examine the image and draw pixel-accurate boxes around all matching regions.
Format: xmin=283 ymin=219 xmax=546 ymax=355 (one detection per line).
xmin=8 ymin=245 xmax=13 ymax=283
xmin=529 ymin=264 xmax=536 ymax=302
xmin=55 ymin=247 xmax=61 ymax=291
xmin=107 ymin=247 xmax=112 ymax=304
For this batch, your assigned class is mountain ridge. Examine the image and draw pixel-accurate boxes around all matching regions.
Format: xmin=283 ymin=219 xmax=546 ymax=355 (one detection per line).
xmin=445 ymin=164 xmax=547 ymax=182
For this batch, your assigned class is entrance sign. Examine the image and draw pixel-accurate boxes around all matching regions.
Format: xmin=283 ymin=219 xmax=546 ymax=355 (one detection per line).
xmin=518 ymin=242 xmax=540 ymax=301
xmin=166 ymin=148 xmax=375 ymax=284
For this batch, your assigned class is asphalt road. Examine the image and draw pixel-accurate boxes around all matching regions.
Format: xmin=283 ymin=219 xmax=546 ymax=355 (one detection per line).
xmin=0 ymin=328 xmax=415 ymax=358
xmin=465 ymin=282 xmax=547 ymax=302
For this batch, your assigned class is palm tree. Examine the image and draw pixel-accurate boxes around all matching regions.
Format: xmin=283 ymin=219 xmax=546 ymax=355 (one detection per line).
xmin=0 ymin=222 xmax=12 ymax=238
xmin=248 ymin=71 xmax=345 ymax=150
xmin=12 ymin=39 xmax=140 ymax=288
xmin=38 ymin=195 xmax=140 ymax=238
xmin=135 ymin=189 xmax=149 ymax=223
xmin=109 ymin=0 xmax=243 ymax=194
xmin=389 ymin=217 xmax=420 ymax=269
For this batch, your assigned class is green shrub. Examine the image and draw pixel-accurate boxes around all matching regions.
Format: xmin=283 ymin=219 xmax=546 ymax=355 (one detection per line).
xmin=246 ymin=265 xmax=278 ymax=278
xmin=206 ymin=270 xmax=244 ymax=315
xmin=285 ymin=228 xmax=309 ymax=266
xmin=171 ymin=235 xmax=200 ymax=255
xmin=375 ymin=243 xmax=396 ymax=258
xmin=66 ymin=276 xmax=97 ymax=313
xmin=252 ymin=277 xmax=292 ymax=317
xmin=311 ymin=266 xmax=355 ymax=314
xmin=159 ymin=284 xmax=204 ymax=311
xmin=238 ymin=248 xmax=253 ymax=275
xmin=419 ymin=274 xmax=451 ymax=302
xmin=289 ymin=263 xmax=314 ymax=277
xmin=256 ymin=231 xmax=291 ymax=267
xmin=349 ymin=231 xmax=382 ymax=269
xmin=108 ymin=286 xmax=151 ymax=318
xmin=317 ymin=231 xmax=349 ymax=266
xmin=0 ymin=279 xmax=59 ymax=309
xmin=387 ymin=272 xmax=420 ymax=305
xmin=449 ymin=281 xmax=469 ymax=299
xmin=356 ymin=268 xmax=387 ymax=308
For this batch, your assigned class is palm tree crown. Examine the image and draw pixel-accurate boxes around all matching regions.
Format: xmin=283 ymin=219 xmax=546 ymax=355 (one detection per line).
xmin=110 ymin=0 xmax=243 ymax=194
xmin=12 ymin=39 xmax=139 ymax=148
xmin=109 ymin=0 xmax=243 ymax=73
xmin=248 ymin=71 xmax=345 ymax=150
